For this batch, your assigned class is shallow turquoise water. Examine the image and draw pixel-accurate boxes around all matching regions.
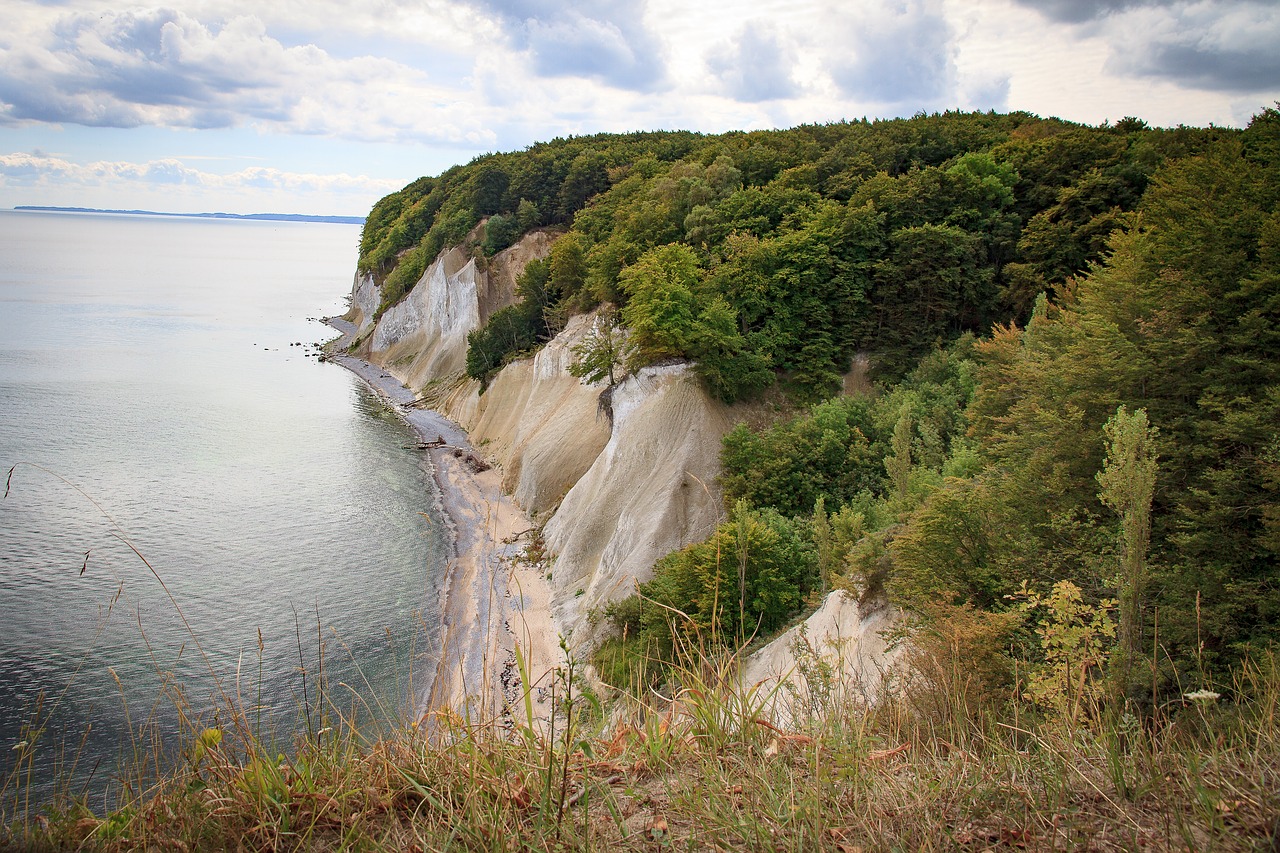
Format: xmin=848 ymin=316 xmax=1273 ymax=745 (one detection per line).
xmin=0 ymin=210 xmax=448 ymax=806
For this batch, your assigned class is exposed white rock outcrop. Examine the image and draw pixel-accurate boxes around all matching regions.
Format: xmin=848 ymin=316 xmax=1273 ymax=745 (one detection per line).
xmin=741 ymin=592 xmax=900 ymax=726
xmin=352 ymin=231 xmax=556 ymax=391
xmin=447 ymin=313 xmax=611 ymax=516
xmin=345 ymin=235 xmax=735 ymax=655
xmin=371 ymin=246 xmax=481 ymax=383
xmin=347 ymin=272 xmax=381 ymax=336
xmin=543 ymin=363 xmax=731 ymax=643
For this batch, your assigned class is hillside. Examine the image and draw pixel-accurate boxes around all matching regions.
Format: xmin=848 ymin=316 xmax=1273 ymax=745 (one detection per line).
xmin=353 ymin=107 xmax=1278 ymax=703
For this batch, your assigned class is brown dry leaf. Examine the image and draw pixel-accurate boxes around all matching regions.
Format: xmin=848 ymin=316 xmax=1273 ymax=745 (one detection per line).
xmin=866 ymin=743 xmax=910 ymax=761
xmin=827 ymin=826 xmax=863 ymax=853
xmin=504 ymin=782 xmax=532 ymax=810
xmin=606 ymin=725 xmax=634 ymax=757
xmin=1001 ymin=827 xmax=1032 ymax=847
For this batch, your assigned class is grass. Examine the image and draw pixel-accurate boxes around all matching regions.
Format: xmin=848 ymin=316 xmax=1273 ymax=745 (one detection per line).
xmin=3 ymin=465 xmax=1277 ymax=850
xmin=3 ymin=628 xmax=1278 ymax=851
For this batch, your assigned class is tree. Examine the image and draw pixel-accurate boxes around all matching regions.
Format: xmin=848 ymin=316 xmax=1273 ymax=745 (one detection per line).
xmin=687 ymin=296 xmax=773 ymax=403
xmin=619 ymin=243 xmax=701 ymax=368
xmin=548 ymin=233 xmax=588 ymax=316
xmin=568 ymin=307 xmax=625 ymax=388
xmin=1096 ymin=405 xmax=1158 ymax=706
xmin=516 ymin=198 xmax=541 ymax=231
xmin=885 ymin=409 xmax=913 ymax=512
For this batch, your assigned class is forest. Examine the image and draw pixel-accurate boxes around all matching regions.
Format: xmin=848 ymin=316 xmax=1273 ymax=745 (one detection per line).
xmin=359 ymin=107 xmax=1279 ymax=712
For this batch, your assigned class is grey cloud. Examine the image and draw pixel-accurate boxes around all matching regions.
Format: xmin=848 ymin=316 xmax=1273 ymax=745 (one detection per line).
xmin=707 ymin=22 xmax=799 ymax=102
xmin=1011 ymin=0 xmax=1280 ymax=94
xmin=829 ymin=0 xmax=956 ymax=108
xmin=1106 ymin=3 xmax=1280 ymax=93
xmin=1118 ymin=41 xmax=1280 ymax=93
xmin=1010 ymin=0 xmax=1178 ymax=24
xmin=464 ymin=0 xmax=666 ymax=89
xmin=0 ymin=10 xmax=283 ymax=127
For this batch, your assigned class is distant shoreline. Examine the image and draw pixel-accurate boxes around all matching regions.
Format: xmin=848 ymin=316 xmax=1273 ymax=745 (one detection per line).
xmin=12 ymin=205 xmax=364 ymax=225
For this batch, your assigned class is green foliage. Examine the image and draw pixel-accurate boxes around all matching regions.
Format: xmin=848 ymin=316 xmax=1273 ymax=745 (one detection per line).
xmin=364 ymin=111 xmax=1209 ymax=394
xmin=601 ymin=502 xmax=817 ymax=684
xmin=465 ymin=259 xmax=552 ymax=383
xmin=934 ymin=130 xmax=1279 ymax=688
xmin=1097 ymin=406 xmax=1158 ymax=704
xmin=721 ymin=396 xmax=885 ymax=517
xmin=481 ymin=213 xmax=521 ymax=256
xmin=889 ymin=475 xmax=1014 ymax=610
xmin=548 ymin=231 xmax=588 ymax=316
xmin=567 ymin=308 xmax=624 ymax=387
xmin=1013 ymin=580 xmax=1117 ymax=723
xmin=687 ymin=296 xmax=774 ymax=403
xmin=619 ymin=243 xmax=701 ymax=367
xmin=865 ymin=223 xmax=994 ymax=373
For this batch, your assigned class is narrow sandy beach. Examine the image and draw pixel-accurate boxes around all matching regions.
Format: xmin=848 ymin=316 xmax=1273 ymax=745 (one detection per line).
xmin=322 ymin=318 xmax=563 ymax=728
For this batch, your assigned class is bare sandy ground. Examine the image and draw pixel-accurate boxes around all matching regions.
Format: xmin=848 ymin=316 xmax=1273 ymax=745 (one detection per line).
xmin=323 ymin=319 xmax=563 ymax=727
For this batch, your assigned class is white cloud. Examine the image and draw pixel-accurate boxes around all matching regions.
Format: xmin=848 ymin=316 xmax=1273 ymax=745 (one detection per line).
xmin=0 ymin=6 xmax=497 ymax=145
xmin=706 ymin=21 xmax=800 ymax=103
xmin=1103 ymin=2 xmax=1280 ymax=93
xmin=0 ymin=150 xmax=403 ymax=213
xmin=823 ymin=0 xmax=958 ymax=110
xmin=1 ymin=0 xmax=1275 ymax=213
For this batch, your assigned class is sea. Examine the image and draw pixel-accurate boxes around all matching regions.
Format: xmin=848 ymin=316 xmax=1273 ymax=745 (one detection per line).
xmin=0 ymin=209 xmax=449 ymax=808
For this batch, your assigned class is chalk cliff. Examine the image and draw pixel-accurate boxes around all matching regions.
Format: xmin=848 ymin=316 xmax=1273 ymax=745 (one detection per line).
xmin=344 ymin=232 xmax=897 ymax=686
xmin=740 ymin=592 xmax=900 ymax=725
xmin=344 ymin=233 xmax=731 ymax=649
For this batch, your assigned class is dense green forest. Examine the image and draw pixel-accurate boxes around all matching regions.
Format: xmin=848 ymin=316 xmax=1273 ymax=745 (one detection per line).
xmin=360 ymin=108 xmax=1279 ymax=710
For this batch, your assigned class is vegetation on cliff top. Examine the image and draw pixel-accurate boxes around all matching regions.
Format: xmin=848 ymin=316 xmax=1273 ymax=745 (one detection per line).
xmin=601 ymin=108 xmax=1279 ymax=710
xmin=360 ymin=107 xmax=1279 ymax=710
xmin=360 ymin=110 xmax=1231 ymax=397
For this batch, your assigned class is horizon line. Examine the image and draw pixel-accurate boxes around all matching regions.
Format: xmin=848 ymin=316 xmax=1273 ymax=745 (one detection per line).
xmin=11 ymin=205 xmax=365 ymax=225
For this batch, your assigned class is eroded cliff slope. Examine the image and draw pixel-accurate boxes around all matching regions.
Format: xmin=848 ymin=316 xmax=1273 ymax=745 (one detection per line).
xmin=344 ymin=234 xmax=733 ymax=646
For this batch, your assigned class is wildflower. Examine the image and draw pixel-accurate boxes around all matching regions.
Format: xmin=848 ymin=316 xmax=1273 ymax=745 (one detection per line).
xmin=1184 ymin=689 xmax=1220 ymax=702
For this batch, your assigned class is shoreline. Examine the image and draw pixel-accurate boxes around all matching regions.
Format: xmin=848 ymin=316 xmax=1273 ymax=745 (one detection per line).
xmin=321 ymin=318 xmax=562 ymax=726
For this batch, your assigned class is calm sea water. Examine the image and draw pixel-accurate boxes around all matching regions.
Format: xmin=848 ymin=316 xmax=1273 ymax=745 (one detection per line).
xmin=0 ymin=210 xmax=448 ymax=806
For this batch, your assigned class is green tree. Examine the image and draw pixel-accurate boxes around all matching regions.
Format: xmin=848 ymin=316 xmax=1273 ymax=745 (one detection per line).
xmin=1096 ymin=405 xmax=1158 ymax=706
xmin=720 ymin=395 xmax=885 ymax=517
xmin=619 ymin=243 xmax=701 ymax=368
xmin=568 ymin=307 xmax=625 ymax=388
xmin=687 ymin=296 xmax=773 ymax=403
xmin=548 ymin=232 xmax=589 ymax=316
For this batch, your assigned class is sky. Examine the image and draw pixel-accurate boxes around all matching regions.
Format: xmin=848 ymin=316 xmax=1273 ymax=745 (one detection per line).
xmin=1 ymin=0 xmax=1277 ymax=217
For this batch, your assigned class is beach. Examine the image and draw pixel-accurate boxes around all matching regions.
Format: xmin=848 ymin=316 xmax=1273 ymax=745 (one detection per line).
xmin=324 ymin=318 xmax=563 ymax=727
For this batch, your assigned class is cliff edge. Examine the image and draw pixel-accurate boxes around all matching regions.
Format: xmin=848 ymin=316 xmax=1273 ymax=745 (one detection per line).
xmin=342 ymin=233 xmax=896 ymax=705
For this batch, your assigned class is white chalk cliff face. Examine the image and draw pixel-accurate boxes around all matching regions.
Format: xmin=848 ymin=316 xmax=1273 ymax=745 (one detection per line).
xmin=348 ymin=234 xmax=899 ymax=685
xmin=741 ymin=593 xmax=901 ymax=726
xmin=542 ymin=363 xmax=731 ymax=641
xmin=344 ymin=233 xmax=732 ymax=648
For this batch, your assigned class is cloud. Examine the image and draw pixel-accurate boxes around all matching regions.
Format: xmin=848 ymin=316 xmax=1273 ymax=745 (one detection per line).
xmin=1010 ymin=0 xmax=1280 ymax=95
xmin=1009 ymin=0 xmax=1176 ymax=23
xmin=707 ymin=21 xmax=799 ymax=102
xmin=825 ymin=0 xmax=957 ymax=109
xmin=0 ymin=150 xmax=403 ymax=197
xmin=1105 ymin=2 xmax=1280 ymax=93
xmin=463 ymin=0 xmax=667 ymax=89
xmin=0 ymin=7 xmax=497 ymax=145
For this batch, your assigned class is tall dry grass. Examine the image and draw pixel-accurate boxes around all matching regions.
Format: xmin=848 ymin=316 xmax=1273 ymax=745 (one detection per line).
xmin=3 ymin=465 xmax=1277 ymax=850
